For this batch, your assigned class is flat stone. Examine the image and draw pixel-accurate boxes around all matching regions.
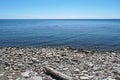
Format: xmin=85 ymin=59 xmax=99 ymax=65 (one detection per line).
xmin=0 ymin=73 xmax=4 ymax=76
xmin=7 ymin=75 xmax=12 ymax=79
xmin=32 ymin=58 xmax=38 ymax=61
xmin=80 ymin=76 xmax=90 ymax=80
xmin=30 ymin=76 xmax=42 ymax=80
xmin=82 ymin=71 xmax=88 ymax=74
xmin=19 ymin=52 xmax=24 ymax=55
xmin=62 ymin=67 xmax=68 ymax=71
xmin=87 ymin=76 xmax=94 ymax=79
xmin=17 ymin=63 xmax=24 ymax=67
xmin=5 ymin=67 xmax=9 ymax=70
xmin=47 ymin=53 xmax=52 ymax=56
xmin=74 ymin=69 xmax=80 ymax=74
xmin=93 ymin=66 xmax=98 ymax=70
xmin=71 ymin=58 xmax=78 ymax=62
xmin=27 ymin=61 xmax=33 ymax=65
xmin=15 ymin=77 xmax=21 ymax=80
xmin=111 ymin=52 xmax=116 ymax=55
xmin=55 ymin=59 xmax=60 ymax=62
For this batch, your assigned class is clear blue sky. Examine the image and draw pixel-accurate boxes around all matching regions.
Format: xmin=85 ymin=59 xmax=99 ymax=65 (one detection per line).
xmin=0 ymin=0 xmax=120 ymax=19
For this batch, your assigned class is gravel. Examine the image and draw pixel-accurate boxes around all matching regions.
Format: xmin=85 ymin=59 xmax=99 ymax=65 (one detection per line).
xmin=0 ymin=47 xmax=120 ymax=80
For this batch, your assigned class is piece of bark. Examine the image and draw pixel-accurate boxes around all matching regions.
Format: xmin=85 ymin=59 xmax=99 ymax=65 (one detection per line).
xmin=44 ymin=66 xmax=72 ymax=80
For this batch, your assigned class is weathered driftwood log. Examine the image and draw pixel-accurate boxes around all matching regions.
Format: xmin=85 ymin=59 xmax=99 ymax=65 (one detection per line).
xmin=44 ymin=66 xmax=72 ymax=80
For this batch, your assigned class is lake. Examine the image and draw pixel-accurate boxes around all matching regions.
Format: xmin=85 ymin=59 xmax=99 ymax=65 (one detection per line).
xmin=0 ymin=19 xmax=120 ymax=51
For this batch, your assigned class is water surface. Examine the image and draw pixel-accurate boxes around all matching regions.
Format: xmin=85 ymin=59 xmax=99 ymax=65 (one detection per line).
xmin=0 ymin=19 xmax=120 ymax=50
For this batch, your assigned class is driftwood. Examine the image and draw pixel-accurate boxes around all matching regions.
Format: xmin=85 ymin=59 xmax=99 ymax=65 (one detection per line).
xmin=44 ymin=66 xmax=72 ymax=80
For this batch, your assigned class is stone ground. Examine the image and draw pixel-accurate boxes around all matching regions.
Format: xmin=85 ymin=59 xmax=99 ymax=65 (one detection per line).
xmin=0 ymin=47 xmax=120 ymax=80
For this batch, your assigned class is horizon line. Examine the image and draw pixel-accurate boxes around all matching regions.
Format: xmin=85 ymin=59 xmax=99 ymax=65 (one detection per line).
xmin=0 ymin=18 xmax=120 ymax=20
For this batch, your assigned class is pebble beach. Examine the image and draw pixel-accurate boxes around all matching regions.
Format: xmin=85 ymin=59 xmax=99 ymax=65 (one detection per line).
xmin=0 ymin=47 xmax=120 ymax=80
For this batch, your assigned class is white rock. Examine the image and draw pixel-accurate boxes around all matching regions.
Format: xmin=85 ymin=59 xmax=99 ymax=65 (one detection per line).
xmin=17 ymin=63 xmax=24 ymax=67
xmin=47 ymin=53 xmax=52 ymax=55
xmin=87 ymin=76 xmax=94 ymax=79
xmin=82 ymin=70 xmax=88 ymax=74
xmin=111 ymin=52 xmax=116 ymax=55
xmin=29 ymin=71 xmax=38 ymax=76
xmin=19 ymin=52 xmax=24 ymax=55
xmin=7 ymin=75 xmax=12 ymax=79
xmin=62 ymin=67 xmax=68 ymax=70
xmin=21 ymin=70 xmax=30 ymax=78
xmin=5 ymin=67 xmax=9 ymax=70
xmin=31 ymin=76 xmax=42 ymax=80
xmin=74 ymin=69 xmax=80 ymax=74
xmin=0 ymin=73 xmax=4 ymax=76
xmin=15 ymin=78 xmax=21 ymax=80
xmin=75 ymin=69 xmax=80 ymax=71
xmin=80 ymin=76 xmax=89 ymax=80
xmin=93 ymin=66 xmax=98 ymax=70
xmin=88 ymin=62 xmax=94 ymax=67
xmin=32 ymin=58 xmax=37 ymax=61
xmin=32 ymin=57 xmax=39 ymax=62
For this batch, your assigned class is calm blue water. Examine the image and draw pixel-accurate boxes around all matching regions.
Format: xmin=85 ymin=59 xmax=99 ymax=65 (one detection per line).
xmin=0 ymin=19 xmax=120 ymax=50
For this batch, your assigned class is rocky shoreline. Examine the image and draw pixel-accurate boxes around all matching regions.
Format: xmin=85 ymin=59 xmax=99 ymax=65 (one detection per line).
xmin=0 ymin=47 xmax=120 ymax=80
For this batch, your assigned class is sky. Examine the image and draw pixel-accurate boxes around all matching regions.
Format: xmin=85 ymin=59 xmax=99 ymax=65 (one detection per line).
xmin=0 ymin=0 xmax=120 ymax=19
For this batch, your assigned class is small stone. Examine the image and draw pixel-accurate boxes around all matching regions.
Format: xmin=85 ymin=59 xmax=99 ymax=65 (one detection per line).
xmin=59 ymin=65 xmax=64 ymax=69
xmin=62 ymin=67 xmax=68 ymax=71
xmin=106 ymin=52 xmax=110 ymax=54
xmin=27 ymin=61 xmax=33 ymax=65
xmin=112 ymin=70 xmax=120 ymax=75
xmin=13 ymin=67 xmax=19 ymax=70
xmin=42 ymin=61 xmax=48 ymax=65
xmin=55 ymin=59 xmax=60 ymax=62
xmin=114 ymin=75 xmax=120 ymax=80
xmin=82 ymin=71 xmax=88 ymax=74
xmin=83 ymin=50 xmax=91 ymax=54
xmin=32 ymin=58 xmax=39 ymax=63
xmin=21 ymin=70 xmax=30 ymax=78
xmin=93 ymin=66 xmax=98 ymax=70
xmin=16 ymin=77 xmax=21 ymax=80
xmin=87 ymin=76 xmax=94 ymax=79
xmin=5 ymin=67 xmax=9 ymax=70
xmin=71 ymin=58 xmax=78 ymax=62
xmin=29 ymin=71 xmax=38 ymax=76
xmin=87 ymin=62 xmax=94 ymax=67
xmin=61 ymin=53 xmax=66 ymax=57
xmin=74 ymin=69 xmax=80 ymax=74
xmin=111 ymin=52 xmax=116 ymax=55
xmin=17 ymin=63 xmax=24 ymax=67
xmin=103 ymin=76 xmax=116 ymax=80
xmin=31 ymin=76 xmax=42 ymax=80
xmin=73 ymin=50 xmax=78 ymax=53
xmin=47 ymin=53 xmax=52 ymax=56
xmin=32 ymin=58 xmax=37 ymax=61
xmin=0 ymin=73 xmax=4 ymax=76
xmin=80 ymin=76 xmax=89 ymax=80
xmin=7 ymin=76 xmax=12 ymax=79
xmin=19 ymin=52 xmax=24 ymax=55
